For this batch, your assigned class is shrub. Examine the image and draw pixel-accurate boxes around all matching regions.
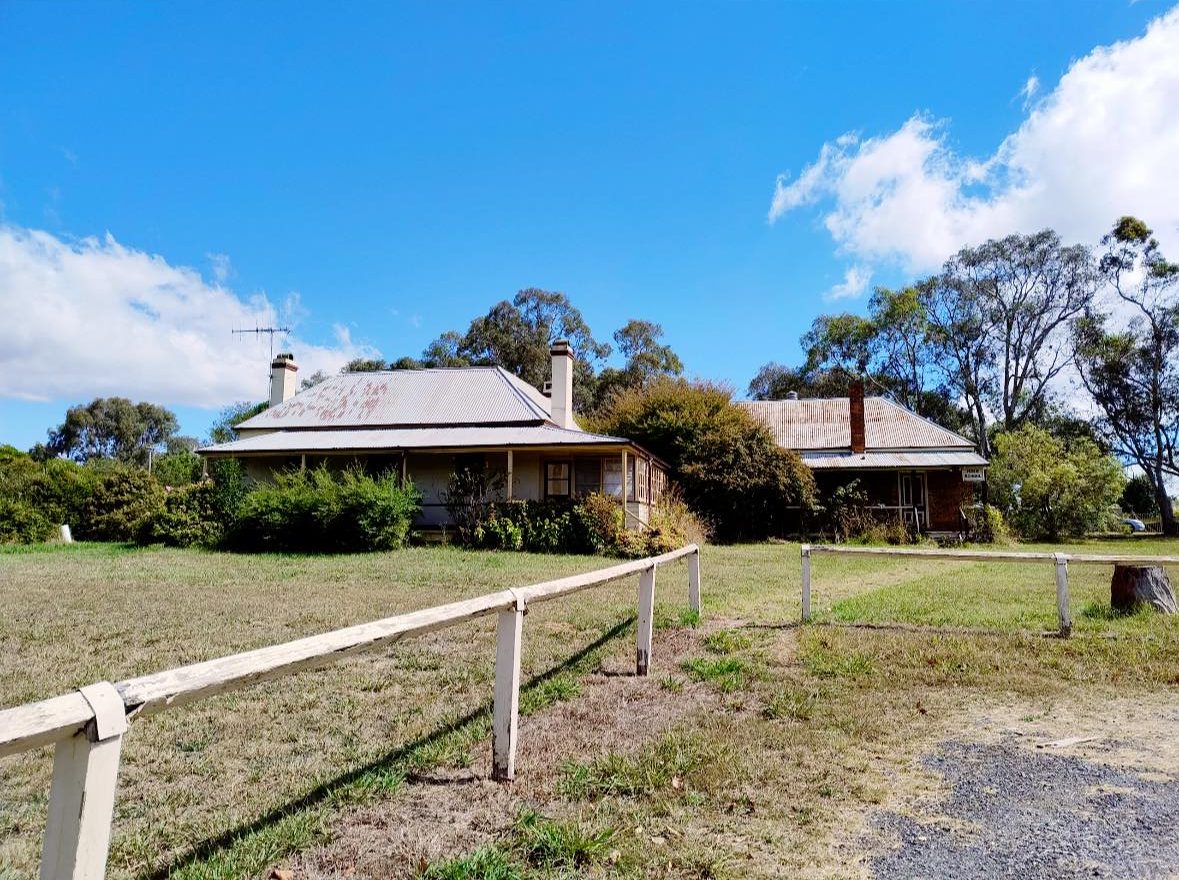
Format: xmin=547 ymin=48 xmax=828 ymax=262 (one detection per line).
xmin=0 ymin=497 xmax=54 ymax=544
xmin=963 ymin=504 xmax=1014 ymax=545
xmin=77 ymin=468 xmax=166 ymax=541
xmin=137 ymin=482 xmax=223 ymax=548
xmin=151 ymin=451 xmax=203 ymax=487
xmin=588 ymin=377 xmax=816 ymax=540
xmin=442 ymin=461 xmax=505 ymax=545
xmin=989 ymin=425 xmax=1127 ymax=540
xmin=225 ymin=465 xmax=420 ymax=552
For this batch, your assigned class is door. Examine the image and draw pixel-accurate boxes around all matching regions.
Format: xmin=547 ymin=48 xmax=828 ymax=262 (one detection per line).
xmin=899 ymin=472 xmax=927 ymax=530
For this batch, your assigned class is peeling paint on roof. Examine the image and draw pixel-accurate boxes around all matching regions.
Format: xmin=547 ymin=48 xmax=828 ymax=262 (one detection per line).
xmin=739 ymin=397 xmax=977 ymax=452
xmin=238 ymin=367 xmax=554 ymax=431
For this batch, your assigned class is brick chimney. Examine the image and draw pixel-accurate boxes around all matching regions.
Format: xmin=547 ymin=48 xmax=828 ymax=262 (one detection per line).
xmin=849 ymin=380 xmax=866 ymax=454
xmin=549 ymin=340 xmax=575 ymax=429
xmin=270 ymin=353 xmax=298 ymax=408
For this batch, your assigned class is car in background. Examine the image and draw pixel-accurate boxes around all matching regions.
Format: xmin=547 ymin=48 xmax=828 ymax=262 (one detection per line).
xmin=1123 ymin=518 xmax=1147 ymax=533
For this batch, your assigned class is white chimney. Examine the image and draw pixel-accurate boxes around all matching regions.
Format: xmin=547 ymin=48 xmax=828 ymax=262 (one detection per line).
xmin=549 ymin=340 xmax=575 ymax=429
xmin=269 ymin=353 xmax=298 ymax=408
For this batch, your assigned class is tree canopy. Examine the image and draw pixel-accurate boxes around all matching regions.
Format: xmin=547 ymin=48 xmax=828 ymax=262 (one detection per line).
xmin=45 ymin=397 xmax=178 ymax=466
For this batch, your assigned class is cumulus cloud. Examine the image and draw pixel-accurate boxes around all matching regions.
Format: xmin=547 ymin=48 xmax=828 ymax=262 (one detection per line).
xmin=1018 ymin=74 xmax=1040 ymax=108
xmin=827 ymin=265 xmax=871 ymax=301
xmin=769 ymin=7 xmax=1179 ymax=274
xmin=0 ymin=225 xmax=375 ymax=405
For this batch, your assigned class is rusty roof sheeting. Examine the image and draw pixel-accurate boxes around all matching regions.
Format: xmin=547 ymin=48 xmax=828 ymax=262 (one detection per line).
xmin=237 ymin=367 xmax=554 ymax=431
xmin=739 ymin=397 xmax=977 ymax=452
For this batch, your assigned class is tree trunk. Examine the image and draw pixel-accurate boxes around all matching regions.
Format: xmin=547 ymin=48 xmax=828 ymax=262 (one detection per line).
xmin=1111 ymin=565 xmax=1178 ymax=614
xmin=1156 ymin=477 xmax=1177 ymax=537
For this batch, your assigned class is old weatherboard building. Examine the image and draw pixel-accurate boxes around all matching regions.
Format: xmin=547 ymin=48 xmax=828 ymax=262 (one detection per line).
xmin=199 ymin=343 xmax=668 ymax=529
xmin=740 ymin=382 xmax=988 ymax=537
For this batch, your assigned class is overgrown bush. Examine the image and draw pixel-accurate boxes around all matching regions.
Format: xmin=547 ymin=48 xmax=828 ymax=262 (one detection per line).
xmin=0 ymin=497 xmax=54 ymax=544
xmin=989 ymin=425 xmax=1127 ymax=540
xmin=151 ymin=451 xmax=203 ymax=487
xmin=963 ymin=504 xmax=1014 ymax=545
xmin=224 ymin=465 xmax=420 ymax=552
xmin=137 ymin=482 xmax=224 ymax=548
xmin=471 ymin=490 xmax=708 ymax=558
xmin=77 ymin=468 xmax=166 ymax=541
xmin=442 ymin=462 xmax=505 ymax=545
xmin=588 ymin=378 xmax=816 ymax=541
xmin=0 ymin=448 xmax=100 ymax=532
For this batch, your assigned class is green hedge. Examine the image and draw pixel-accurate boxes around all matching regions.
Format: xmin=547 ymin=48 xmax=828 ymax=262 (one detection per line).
xmin=223 ymin=466 xmax=420 ymax=553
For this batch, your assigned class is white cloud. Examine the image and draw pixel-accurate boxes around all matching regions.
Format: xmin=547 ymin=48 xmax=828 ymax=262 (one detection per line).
xmin=769 ymin=6 xmax=1179 ymax=273
xmin=1018 ymin=74 xmax=1040 ymax=108
xmin=826 ymin=265 xmax=871 ymax=301
xmin=0 ymin=225 xmax=376 ymax=406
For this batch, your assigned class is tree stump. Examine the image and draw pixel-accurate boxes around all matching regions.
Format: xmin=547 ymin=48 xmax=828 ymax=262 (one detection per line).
xmin=1111 ymin=565 xmax=1178 ymax=614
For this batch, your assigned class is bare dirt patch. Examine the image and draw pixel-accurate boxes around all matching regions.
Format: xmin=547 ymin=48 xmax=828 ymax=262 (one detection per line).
xmin=284 ymin=625 xmax=728 ymax=878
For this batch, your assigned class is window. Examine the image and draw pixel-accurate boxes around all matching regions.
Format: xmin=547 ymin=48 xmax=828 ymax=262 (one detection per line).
xmin=603 ymin=458 xmax=623 ymax=498
xmin=632 ymin=458 xmax=648 ymax=503
xmin=545 ymin=461 xmax=571 ymax=497
xmin=575 ymin=459 xmax=601 ymax=496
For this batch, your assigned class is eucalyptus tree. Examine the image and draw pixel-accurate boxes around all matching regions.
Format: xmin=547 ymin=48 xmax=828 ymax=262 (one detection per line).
xmin=1073 ymin=217 xmax=1179 ymax=535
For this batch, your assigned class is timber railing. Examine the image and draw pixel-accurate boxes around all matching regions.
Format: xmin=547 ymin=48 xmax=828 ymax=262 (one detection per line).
xmin=0 ymin=544 xmax=702 ymax=880
xmin=800 ymin=543 xmax=1179 ymax=638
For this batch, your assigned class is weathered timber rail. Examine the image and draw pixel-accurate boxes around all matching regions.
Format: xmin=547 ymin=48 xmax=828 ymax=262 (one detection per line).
xmin=799 ymin=543 xmax=1179 ymax=637
xmin=0 ymin=544 xmax=702 ymax=880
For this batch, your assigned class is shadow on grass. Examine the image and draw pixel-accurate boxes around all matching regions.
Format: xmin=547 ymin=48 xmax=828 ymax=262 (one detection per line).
xmin=139 ymin=616 xmax=634 ymax=880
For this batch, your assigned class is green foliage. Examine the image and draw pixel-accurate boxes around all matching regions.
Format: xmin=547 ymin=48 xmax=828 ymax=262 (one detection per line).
xmin=558 ymin=731 xmax=716 ymax=802
xmin=989 ymin=424 xmax=1127 ymax=540
xmin=476 ymin=498 xmax=602 ymax=555
xmin=46 ymin=397 xmax=178 ymax=466
xmin=225 ymin=466 xmax=420 ymax=552
xmin=0 ymin=497 xmax=54 ymax=544
xmin=207 ymin=401 xmax=268 ymax=444
xmin=442 ymin=462 xmax=506 ymax=545
xmin=963 ymin=504 xmax=1014 ymax=545
xmin=1121 ymin=474 xmax=1160 ymax=519
xmin=138 ymin=482 xmax=224 ymax=548
xmin=78 ymin=468 xmax=166 ymax=541
xmin=590 ymin=377 xmax=816 ymax=540
xmin=152 ymin=451 xmax=203 ymax=487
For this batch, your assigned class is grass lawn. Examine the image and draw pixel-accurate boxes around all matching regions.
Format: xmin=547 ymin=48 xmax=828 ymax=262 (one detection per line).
xmin=2 ymin=539 xmax=1178 ymax=879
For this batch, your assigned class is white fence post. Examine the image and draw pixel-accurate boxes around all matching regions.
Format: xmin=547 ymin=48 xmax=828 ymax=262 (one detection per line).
xmin=636 ymin=565 xmax=657 ymax=676
xmin=801 ymin=544 xmax=812 ymax=622
xmin=1053 ymin=553 xmax=1072 ymax=638
xmin=491 ymin=599 xmax=524 ymax=782
xmin=687 ymin=548 xmax=702 ymax=615
xmin=40 ymin=682 xmax=126 ymax=880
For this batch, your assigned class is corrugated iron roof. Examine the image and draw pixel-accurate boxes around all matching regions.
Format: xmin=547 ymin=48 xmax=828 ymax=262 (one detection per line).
xmin=738 ymin=397 xmax=977 ymax=452
xmin=801 ymin=450 xmax=989 ymax=470
xmin=237 ymin=367 xmax=554 ymax=431
xmin=199 ymin=424 xmax=631 ymax=456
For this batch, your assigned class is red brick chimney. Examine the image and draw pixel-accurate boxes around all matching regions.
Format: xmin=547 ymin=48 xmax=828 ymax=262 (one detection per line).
xmin=849 ymin=380 xmax=866 ymax=454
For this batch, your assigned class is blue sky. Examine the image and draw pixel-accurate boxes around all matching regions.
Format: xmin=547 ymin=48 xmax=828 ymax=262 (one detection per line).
xmin=2 ymin=1 xmax=1177 ymax=449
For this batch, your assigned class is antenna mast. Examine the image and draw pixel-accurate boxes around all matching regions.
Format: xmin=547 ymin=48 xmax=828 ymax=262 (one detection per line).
xmin=231 ymin=326 xmax=292 ymax=361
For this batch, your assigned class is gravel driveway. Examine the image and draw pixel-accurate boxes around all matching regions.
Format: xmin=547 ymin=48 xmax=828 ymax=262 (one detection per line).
xmin=872 ymin=738 xmax=1179 ymax=879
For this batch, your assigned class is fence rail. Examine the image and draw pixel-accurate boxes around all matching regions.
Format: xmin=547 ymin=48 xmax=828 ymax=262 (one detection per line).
xmin=0 ymin=543 xmax=702 ymax=880
xmin=800 ymin=543 xmax=1179 ymax=637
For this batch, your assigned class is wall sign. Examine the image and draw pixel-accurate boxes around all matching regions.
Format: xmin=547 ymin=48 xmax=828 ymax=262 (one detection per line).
xmin=961 ymin=468 xmax=986 ymax=482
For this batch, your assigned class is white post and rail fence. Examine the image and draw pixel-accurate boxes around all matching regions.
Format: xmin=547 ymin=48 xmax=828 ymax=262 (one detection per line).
xmin=1 ymin=544 xmax=702 ymax=880
xmin=800 ymin=543 xmax=1179 ymax=638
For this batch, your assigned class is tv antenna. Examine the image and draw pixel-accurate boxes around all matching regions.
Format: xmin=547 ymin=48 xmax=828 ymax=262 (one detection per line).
xmin=232 ymin=325 xmax=291 ymax=360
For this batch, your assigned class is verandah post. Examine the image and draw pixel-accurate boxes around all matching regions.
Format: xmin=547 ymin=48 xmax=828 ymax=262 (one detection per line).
xmin=636 ymin=565 xmax=657 ymax=676
xmin=491 ymin=600 xmax=525 ymax=782
xmin=1053 ymin=552 xmax=1072 ymax=638
xmin=801 ymin=543 xmax=812 ymax=622
xmin=40 ymin=682 xmax=127 ymax=880
xmin=687 ymin=548 xmax=702 ymax=614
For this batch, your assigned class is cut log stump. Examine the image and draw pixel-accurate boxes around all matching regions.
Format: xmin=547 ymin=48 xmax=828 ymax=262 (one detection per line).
xmin=1111 ymin=565 xmax=1178 ymax=614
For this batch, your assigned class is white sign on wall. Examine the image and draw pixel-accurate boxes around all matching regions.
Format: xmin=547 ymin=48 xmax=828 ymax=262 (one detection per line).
xmin=961 ymin=468 xmax=986 ymax=482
